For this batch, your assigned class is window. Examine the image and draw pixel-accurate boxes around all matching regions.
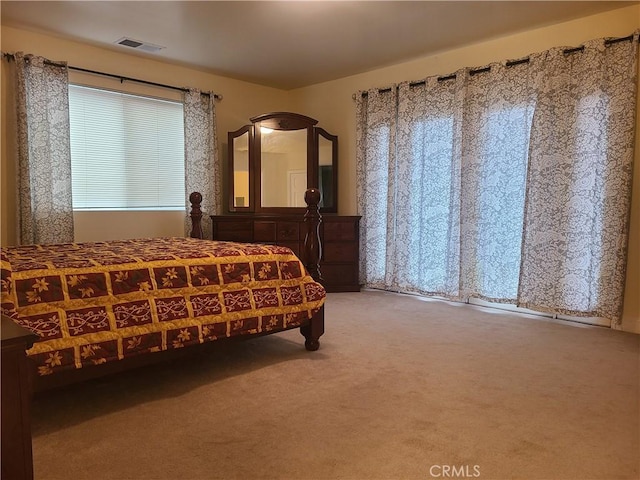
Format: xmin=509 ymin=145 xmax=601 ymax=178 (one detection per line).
xmin=360 ymin=123 xmax=392 ymax=285
xmin=474 ymin=106 xmax=531 ymax=299
xmin=68 ymin=85 xmax=185 ymax=210
xmin=408 ymin=116 xmax=455 ymax=292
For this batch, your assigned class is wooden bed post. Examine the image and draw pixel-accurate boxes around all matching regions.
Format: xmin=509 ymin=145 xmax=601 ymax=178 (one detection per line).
xmin=189 ymin=192 xmax=203 ymax=239
xmin=303 ymin=188 xmax=323 ymax=283
xmin=301 ymin=188 xmax=325 ymax=351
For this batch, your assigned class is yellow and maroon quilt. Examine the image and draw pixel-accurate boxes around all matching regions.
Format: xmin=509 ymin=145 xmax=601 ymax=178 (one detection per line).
xmin=0 ymin=237 xmax=326 ymax=376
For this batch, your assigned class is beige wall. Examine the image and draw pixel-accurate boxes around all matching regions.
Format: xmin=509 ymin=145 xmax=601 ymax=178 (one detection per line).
xmin=2 ymin=6 xmax=640 ymax=332
xmin=72 ymin=210 xmax=186 ymax=242
xmin=290 ymin=5 xmax=640 ymax=333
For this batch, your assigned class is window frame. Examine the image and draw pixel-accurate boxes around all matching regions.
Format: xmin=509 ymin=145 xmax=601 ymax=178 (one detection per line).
xmin=68 ymin=83 xmax=186 ymax=212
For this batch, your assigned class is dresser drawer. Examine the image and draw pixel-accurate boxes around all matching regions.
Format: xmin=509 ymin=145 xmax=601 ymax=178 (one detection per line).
xmin=323 ymin=221 xmax=357 ymax=241
xmin=277 ymin=222 xmax=300 ymax=241
xmin=254 ymin=221 xmax=277 ymax=242
xmin=323 ymin=242 xmax=358 ymax=263
xmin=216 ymin=220 xmax=252 ymax=231
xmin=214 ymin=220 xmax=253 ymax=242
xmin=321 ymin=264 xmax=358 ymax=287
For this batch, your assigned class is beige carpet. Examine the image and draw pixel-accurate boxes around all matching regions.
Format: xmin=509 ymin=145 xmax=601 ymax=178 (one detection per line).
xmin=31 ymin=290 xmax=640 ymax=480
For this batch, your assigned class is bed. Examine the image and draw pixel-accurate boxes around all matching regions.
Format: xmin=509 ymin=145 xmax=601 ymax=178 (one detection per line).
xmin=0 ymin=189 xmax=326 ymax=392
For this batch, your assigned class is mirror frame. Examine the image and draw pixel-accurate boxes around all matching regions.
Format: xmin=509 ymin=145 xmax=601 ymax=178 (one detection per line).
xmin=227 ymin=124 xmax=255 ymax=212
xmin=315 ymin=127 xmax=338 ymax=212
xmin=227 ymin=112 xmax=338 ymax=214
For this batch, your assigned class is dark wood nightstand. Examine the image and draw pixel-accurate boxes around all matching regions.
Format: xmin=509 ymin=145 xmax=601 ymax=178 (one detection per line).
xmin=2 ymin=315 xmax=38 ymax=480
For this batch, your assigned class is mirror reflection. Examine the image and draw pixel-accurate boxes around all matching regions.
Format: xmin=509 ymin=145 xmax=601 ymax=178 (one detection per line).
xmin=260 ymin=129 xmax=307 ymax=208
xmin=232 ymin=131 xmax=250 ymax=208
xmin=318 ymin=135 xmax=333 ymax=209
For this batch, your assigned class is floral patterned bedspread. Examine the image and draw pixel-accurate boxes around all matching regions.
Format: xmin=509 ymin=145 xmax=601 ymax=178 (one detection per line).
xmin=0 ymin=237 xmax=326 ymax=376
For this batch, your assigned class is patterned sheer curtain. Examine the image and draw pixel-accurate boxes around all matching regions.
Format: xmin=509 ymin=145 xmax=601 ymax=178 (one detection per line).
xmin=460 ymin=60 xmax=536 ymax=302
xmin=392 ymin=75 xmax=464 ymax=297
xmin=356 ymin=33 xmax=638 ymax=327
xmin=519 ymin=37 xmax=639 ymax=323
xmin=355 ymin=88 xmax=397 ymax=287
xmin=12 ymin=52 xmax=74 ymax=245
xmin=183 ymin=89 xmax=220 ymax=239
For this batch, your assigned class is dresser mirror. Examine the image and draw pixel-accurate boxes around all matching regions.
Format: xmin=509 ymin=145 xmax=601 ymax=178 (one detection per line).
xmin=227 ymin=112 xmax=338 ymax=213
xmin=260 ymin=128 xmax=308 ymax=208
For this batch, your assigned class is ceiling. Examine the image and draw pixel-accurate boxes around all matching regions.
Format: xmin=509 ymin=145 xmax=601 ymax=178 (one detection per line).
xmin=0 ymin=1 xmax=635 ymax=90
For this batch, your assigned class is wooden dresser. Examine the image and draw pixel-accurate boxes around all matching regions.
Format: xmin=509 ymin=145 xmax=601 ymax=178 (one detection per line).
xmin=211 ymin=214 xmax=361 ymax=292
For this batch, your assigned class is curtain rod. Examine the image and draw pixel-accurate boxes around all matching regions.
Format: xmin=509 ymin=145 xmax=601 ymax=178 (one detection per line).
xmin=357 ymin=33 xmax=637 ymax=97
xmin=68 ymin=65 xmax=222 ymax=100
xmin=1 ymin=52 xmax=222 ymax=100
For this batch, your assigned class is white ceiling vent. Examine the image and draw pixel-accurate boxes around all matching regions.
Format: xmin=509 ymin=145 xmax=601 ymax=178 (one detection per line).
xmin=115 ymin=37 xmax=165 ymax=53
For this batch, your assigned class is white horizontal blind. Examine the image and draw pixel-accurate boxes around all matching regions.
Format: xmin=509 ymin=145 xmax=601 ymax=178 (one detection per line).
xmin=69 ymin=85 xmax=185 ymax=210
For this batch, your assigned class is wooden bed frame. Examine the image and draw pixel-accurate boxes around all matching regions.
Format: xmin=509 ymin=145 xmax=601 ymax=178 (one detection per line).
xmin=1 ymin=189 xmax=325 ymax=480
